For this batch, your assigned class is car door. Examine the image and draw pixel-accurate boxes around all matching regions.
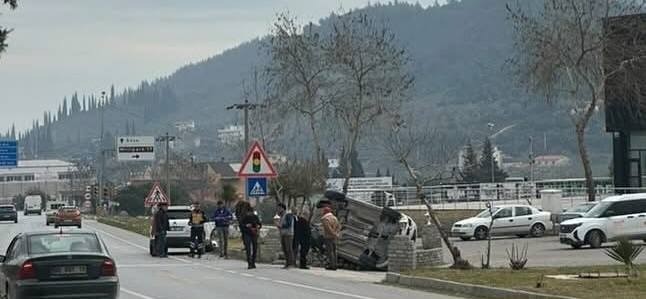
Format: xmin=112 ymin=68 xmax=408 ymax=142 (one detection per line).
xmin=634 ymin=199 xmax=646 ymax=239
xmin=513 ymin=206 xmax=534 ymax=234
xmin=0 ymin=236 xmax=21 ymax=296
xmin=491 ymin=207 xmax=514 ymax=235
xmin=603 ymin=201 xmax=639 ymax=240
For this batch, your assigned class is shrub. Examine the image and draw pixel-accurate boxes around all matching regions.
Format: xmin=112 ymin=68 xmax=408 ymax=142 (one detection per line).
xmin=605 ymin=238 xmax=643 ymax=278
xmin=507 ymin=243 xmax=528 ymax=270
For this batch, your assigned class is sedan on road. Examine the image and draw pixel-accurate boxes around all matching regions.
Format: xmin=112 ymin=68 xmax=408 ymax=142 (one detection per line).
xmin=0 ymin=205 xmax=17 ymax=223
xmin=54 ymin=206 xmax=82 ymax=229
xmin=0 ymin=231 xmax=119 ymax=299
xmin=452 ymin=204 xmax=552 ymax=240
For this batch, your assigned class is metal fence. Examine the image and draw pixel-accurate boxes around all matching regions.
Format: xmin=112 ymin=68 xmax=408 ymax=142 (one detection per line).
xmin=343 ymin=184 xmax=646 ymax=210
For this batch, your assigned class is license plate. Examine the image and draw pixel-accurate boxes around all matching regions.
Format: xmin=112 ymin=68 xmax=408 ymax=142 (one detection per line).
xmin=171 ymin=226 xmax=184 ymax=231
xmin=64 ymin=219 xmax=72 ymax=222
xmin=51 ymin=265 xmax=87 ymax=275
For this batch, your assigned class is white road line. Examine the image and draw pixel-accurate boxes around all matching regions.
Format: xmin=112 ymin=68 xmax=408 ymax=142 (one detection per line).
xmin=257 ymin=276 xmax=271 ymax=281
xmin=273 ymin=280 xmax=377 ymax=299
xmin=121 ymin=287 xmax=157 ymax=299
xmin=119 ymin=264 xmax=195 ymax=268
xmin=240 ymin=273 xmax=255 ymax=278
xmin=226 ymin=270 xmax=238 ymax=274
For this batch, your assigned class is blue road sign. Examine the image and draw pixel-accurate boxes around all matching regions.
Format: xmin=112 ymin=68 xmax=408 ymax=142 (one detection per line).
xmin=0 ymin=140 xmax=17 ymax=168
xmin=246 ymin=177 xmax=268 ymax=197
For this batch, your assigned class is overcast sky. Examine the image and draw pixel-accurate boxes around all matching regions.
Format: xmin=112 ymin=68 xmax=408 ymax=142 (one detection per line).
xmin=0 ymin=0 xmax=441 ymax=132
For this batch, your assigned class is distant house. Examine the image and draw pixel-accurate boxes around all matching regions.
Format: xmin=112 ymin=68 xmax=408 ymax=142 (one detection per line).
xmin=217 ymin=125 xmax=244 ymax=145
xmin=535 ymin=155 xmax=570 ymax=167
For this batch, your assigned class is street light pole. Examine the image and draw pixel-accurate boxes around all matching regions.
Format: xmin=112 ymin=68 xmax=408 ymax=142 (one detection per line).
xmin=488 ymin=123 xmax=495 ymax=183
xmin=156 ymin=133 xmax=176 ymax=205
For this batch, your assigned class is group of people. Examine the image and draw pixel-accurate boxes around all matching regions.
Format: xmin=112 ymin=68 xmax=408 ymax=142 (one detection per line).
xmin=276 ymin=203 xmax=341 ymax=271
xmin=149 ymin=199 xmax=341 ymax=271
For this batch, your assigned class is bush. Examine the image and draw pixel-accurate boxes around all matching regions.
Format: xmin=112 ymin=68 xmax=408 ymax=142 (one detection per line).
xmin=605 ymin=238 xmax=643 ymax=278
xmin=507 ymin=243 xmax=528 ymax=270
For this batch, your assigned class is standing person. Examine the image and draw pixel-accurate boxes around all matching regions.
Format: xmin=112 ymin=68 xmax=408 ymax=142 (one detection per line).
xmin=276 ymin=203 xmax=295 ymax=269
xmin=154 ymin=202 xmax=170 ymax=258
xmin=320 ymin=206 xmax=340 ymax=270
xmin=293 ymin=209 xmax=311 ymax=269
xmin=149 ymin=205 xmax=159 ymax=256
xmin=240 ymin=207 xmax=262 ymax=269
xmin=212 ymin=200 xmax=233 ymax=258
xmin=189 ymin=202 xmax=207 ymax=258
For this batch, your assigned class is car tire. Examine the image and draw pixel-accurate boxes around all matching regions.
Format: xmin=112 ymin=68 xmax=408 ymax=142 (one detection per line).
xmin=459 ymin=236 xmax=471 ymax=241
xmin=77 ymin=225 xmax=82 ymax=229
xmin=586 ymin=230 xmax=604 ymax=249
xmin=517 ymin=234 xmax=527 ymax=238
xmin=570 ymin=244 xmax=582 ymax=249
xmin=13 ymin=219 xmax=17 ymax=224
xmin=474 ymin=226 xmax=488 ymax=240
xmin=530 ymin=223 xmax=546 ymax=238
xmin=54 ymin=224 xmax=58 ymax=229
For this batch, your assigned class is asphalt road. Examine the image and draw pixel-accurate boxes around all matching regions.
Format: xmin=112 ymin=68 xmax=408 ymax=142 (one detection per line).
xmin=445 ymin=235 xmax=646 ymax=267
xmin=0 ymin=214 xmax=463 ymax=299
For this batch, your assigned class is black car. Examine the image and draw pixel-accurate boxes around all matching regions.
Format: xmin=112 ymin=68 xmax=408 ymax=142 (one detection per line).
xmin=0 ymin=231 xmax=119 ymax=299
xmin=0 ymin=205 xmax=17 ymax=223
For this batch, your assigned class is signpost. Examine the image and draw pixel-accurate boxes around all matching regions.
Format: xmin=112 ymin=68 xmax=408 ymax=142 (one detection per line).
xmin=0 ymin=140 xmax=18 ymax=168
xmin=238 ymin=141 xmax=276 ymax=203
xmin=117 ymin=136 xmax=155 ymax=161
xmin=144 ymin=182 xmax=170 ymax=207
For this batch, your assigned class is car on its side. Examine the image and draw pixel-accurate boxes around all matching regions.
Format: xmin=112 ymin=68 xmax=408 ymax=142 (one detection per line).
xmin=560 ymin=193 xmax=646 ymax=249
xmin=54 ymin=206 xmax=82 ymax=229
xmin=0 ymin=205 xmax=17 ymax=223
xmin=0 ymin=231 xmax=119 ymax=299
xmin=45 ymin=201 xmax=67 ymax=226
xmin=452 ymin=204 xmax=552 ymax=240
xmin=560 ymin=202 xmax=597 ymax=222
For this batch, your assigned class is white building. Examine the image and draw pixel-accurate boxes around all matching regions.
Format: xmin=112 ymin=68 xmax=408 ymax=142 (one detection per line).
xmin=0 ymin=160 xmax=83 ymax=199
xmin=217 ymin=125 xmax=244 ymax=145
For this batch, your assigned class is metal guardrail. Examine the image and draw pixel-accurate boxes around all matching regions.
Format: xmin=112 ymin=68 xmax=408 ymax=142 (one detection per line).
xmin=343 ymin=185 xmax=646 ymax=210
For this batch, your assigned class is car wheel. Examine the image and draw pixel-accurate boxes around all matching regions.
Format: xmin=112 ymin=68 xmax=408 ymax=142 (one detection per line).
xmin=517 ymin=234 xmax=527 ymax=238
xmin=586 ymin=230 xmax=604 ymax=249
xmin=571 ymin=244 xmax=582 ymax=249
xmin=530 ymin=224 xmax=546 ymax=238
xmin=459 ymin=237 xmax=471 ymax=241
xmin=13 ymin=219 xmax=17 ymax=224
xmin=54 ymin=225 xmax=58 ymax=229
xmin=474 ymin=226 xmax=488 ymax=240
xmin=77 ymin=225 xmax=82 ymax=229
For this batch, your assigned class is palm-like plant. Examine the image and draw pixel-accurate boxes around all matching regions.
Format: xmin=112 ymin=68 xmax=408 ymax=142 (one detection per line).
xmin=605 ymin=238 xmax=644 ymax=278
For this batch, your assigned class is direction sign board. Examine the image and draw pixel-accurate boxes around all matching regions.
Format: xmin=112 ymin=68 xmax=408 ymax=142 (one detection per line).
xmin=117 ymin=136 xmax=155 ymax=161
xmin=238 ymin=141 xmax=277 ymax=177
xmin=144 ymin=182 xmax=169 ymax=206
xmin=0 ymin=140 xmax=18 ymax=168
xmin=246 ymin=177 xmax=268 ymax=197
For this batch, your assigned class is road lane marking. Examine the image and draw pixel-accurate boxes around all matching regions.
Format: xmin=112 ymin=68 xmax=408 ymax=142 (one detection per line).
xmin=257 ymin=276 xmax=271 ymax=281
xmin=273 ymin=280 xmax=378 ymax=299
xmin=119 ymin=263 xmax=195 ymax=268
xmin=240 ymin=273 xmax=254 ymax=278
xmin=121 ymin=288 xmax=156 ymax=299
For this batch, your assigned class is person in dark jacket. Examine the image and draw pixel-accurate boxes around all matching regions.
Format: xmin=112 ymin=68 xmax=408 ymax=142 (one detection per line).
xmin=240 ymin=208 xmax=262 ymax=269
xmin=293 ymin=209 xmax=311 ymax=269
xmin=212 ymin=201 xmax=233 ymax=258
xmin=154 ymin=203 xmax=170 ymax=258
xmin=189 ymin=202 xmax=208 ymax=258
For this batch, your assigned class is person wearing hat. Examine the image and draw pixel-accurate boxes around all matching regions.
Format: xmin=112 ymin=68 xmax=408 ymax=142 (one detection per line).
xmin=154 ymin=202 xmax=170 ymax=258
xmin=212 ymin=200 xmax=233 ymax=258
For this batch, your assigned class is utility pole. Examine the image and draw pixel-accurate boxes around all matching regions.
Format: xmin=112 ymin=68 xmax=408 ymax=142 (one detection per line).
xmin=97 ymin=91 xmax=106 ymax=214
xmin=156 ymin=133 xmax=176 ymax=205
xmin=487 ymin=123 xmax=495 ymax=184
xmin=529 ymin=137 xmax=535 ymax=183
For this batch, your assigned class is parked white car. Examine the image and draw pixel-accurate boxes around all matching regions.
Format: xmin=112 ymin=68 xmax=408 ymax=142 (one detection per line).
xmin=560 ymin=194 xmax=646 ymax=249
xmin=452 ymin=204 xmax=552 ymax=240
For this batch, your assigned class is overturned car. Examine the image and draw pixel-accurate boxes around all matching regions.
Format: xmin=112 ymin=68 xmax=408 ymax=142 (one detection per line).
xmin=311 ymin=190 xmax=417 ymax=270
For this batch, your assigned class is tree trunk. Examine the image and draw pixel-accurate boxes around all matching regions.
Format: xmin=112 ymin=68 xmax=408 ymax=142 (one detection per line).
xmin=309 ymin=113 xmax=324 ymax=166
xmin=342 ymin=130 xmax=359 ymax=194
xmin=411 ymin=177 xmax=470 ymax=268
xmin=576 ymin=125 xmax=595 ymax=202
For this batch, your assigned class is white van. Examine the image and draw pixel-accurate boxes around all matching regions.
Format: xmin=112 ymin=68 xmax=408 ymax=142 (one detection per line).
xmin=24 ymin=195 xmax=43 ymax=215
xmin=560 ymin=193 xmax=646 ymax=249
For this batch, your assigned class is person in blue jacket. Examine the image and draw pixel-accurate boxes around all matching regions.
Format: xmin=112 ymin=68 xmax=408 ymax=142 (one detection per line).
xmin=212 ymin=201 xmax=233 ymax=258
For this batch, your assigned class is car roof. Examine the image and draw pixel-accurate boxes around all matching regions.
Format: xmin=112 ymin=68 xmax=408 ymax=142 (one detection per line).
xmin=21 ymin=230 xmax=98 ymax=237
xmin=491 ymin=204 xmax=534 ymax=208
xmin=59 ymin=206 xmax=78 ymax=209
xmin=601 ymin=193 xmax=646 ymax=202
xmin=167 ymin=205 xmax=191 ymax=210
xmin=0 ymin=204 xmax=15 ymax=207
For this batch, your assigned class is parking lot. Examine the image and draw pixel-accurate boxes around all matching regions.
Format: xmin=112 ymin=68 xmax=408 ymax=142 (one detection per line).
xmin=443 ymin=235 xmax=646 ymax=267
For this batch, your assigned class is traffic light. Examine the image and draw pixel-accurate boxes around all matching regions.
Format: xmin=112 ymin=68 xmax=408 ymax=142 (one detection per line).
xmin=103 ymin=187 xmax=109 ymax=199
xmin=252 ymin=151 xmax=261 ymax=173
xmin=92 ymin=184 xmax=99 ymax=198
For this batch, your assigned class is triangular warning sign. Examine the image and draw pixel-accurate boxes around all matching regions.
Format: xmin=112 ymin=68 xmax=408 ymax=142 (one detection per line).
xmin=238 ymin=141 xmax=277 ymax=177
xmin=144 ymin=182 xmax=170 ymax=206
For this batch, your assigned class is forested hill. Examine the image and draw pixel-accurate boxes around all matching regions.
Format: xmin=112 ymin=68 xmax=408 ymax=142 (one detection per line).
xmin=9 ymin=0 xmax=610 ymax=174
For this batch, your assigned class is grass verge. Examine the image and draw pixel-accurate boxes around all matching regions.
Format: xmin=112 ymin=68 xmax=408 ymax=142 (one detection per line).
xmin=406 ymin=265 xmax=646 ymax=299
xmin=97 ymin=216 xmax=150 ymax=237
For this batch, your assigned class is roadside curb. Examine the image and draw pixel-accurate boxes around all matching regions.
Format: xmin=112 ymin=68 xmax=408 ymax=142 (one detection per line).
xmin=384 ymin=273 xmax=578 ymax=299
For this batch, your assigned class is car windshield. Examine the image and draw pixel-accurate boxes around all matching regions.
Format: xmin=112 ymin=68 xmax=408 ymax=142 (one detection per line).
xmin=28 ymin=234 xmax=101 ymax=254
xmin=167 ymin=210 xmax=191 ymax=220
xmin=566 ymin=203 xmax=596 ymax=213
xmin=476 ymin=207 xmax=500 ymax=218
xmin=584 ymin=202 xmax=612 ymax=218
xmin=0 ymin=206 xmax=14 ymax=211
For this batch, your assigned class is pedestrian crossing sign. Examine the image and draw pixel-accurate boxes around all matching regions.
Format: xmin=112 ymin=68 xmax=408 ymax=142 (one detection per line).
xmin=246 ymin=177 xmax=268 ymax=198
xmin=144 ymin=182 xmax=170 ymax=206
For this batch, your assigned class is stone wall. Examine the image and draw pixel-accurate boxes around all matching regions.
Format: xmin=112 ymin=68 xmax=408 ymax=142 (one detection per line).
xmin=415 ymin=248 xmax=443 ymax=268
xmin=388 ymin=227 xmax=445 ymax=272
xmin=388 ymin=235 xmax=416 ymax=272
xmin=258 ymin=227 xmax=282 ymax=263
xmin=421 ymin=224 xmax=442 ymax=250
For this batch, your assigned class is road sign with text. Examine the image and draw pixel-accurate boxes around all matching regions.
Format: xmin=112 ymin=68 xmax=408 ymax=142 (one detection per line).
xmin=0 ymin=140 xmax=18 ymax=168
xmin=117 ymin=136 xmax=155 ymax=161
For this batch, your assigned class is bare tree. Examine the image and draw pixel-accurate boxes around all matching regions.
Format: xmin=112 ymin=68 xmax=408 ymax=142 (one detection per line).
xmin=245 ymin=68 xmax=285 ymax=153
xmin=328 ymin=12 xmax=413 ymax=193
xmin=507 ymin=0 xmax=646 ymax=201
xmin=266 ymin=13 xmax=332 ymax=164
xmin=381 ymin=117 xmax=471 ymax=269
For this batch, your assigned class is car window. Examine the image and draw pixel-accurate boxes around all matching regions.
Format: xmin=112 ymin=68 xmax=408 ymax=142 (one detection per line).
xmin=167 ymin=210 xmax=191 ymax=220
xmin=494 ymin=208 xmax=512 ymax=219
xmin=28 ymin=234 xmax=101 ymax=254
xmin=637 ymin=199 xmax=646 ymax=214
xmin=5 ymin=237 xmax=22 ymax=261
xmin=514 ymin=207 xmax=533 ymax=216
xmin=0 ymin=206 xmax=15 ymax=211
xmin=608 ymin=200 xmax=641 ymax=216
